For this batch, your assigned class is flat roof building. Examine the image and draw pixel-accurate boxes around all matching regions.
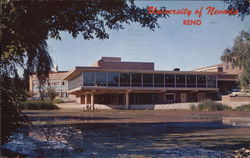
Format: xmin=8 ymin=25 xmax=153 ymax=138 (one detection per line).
xmin=63 ymin=57 xmax=220 ymax=109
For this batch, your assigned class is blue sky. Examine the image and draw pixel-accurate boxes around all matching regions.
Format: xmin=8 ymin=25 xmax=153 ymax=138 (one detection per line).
xmin=47 ymin=1 xmax=250 ymax=71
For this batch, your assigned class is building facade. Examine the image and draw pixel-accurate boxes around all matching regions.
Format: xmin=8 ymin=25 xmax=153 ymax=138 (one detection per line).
xmin=63 ymin=57 xmax=219 ymax=109
xmin=29 ymin=68 xmax=69 ymax=99
xmin=192 ymin=62 xmax=240 ymax=94
xmin=29 ymin=57 xmax=241 ymax=109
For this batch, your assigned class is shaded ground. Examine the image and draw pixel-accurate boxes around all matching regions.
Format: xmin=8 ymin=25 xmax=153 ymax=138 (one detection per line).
xmin=2 ymin=110 xmax=250 ymax=157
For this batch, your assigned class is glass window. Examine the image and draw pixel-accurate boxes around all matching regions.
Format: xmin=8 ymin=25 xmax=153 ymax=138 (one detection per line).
xmin=120 ymin=73 xmax=130 ymax=87
xmin=95 ymin=72 xmax=107 ymax=86
xmin=176 ymin=74 xmax=185 ymax=87
xmin=207 ymin=75 xmax=216 ymax=88
xmin=154 ymin=74 xmax=164 ymax=87
xmin=165 ymin=74 xmax=175 ymax=87
xmin=131 ymin=73 xmax=142 ymax=87
xmin=83 ymin=72 xmax=95 ymax=86
xmin=197 ymin=75 xmax=206 ymax=88
xmin=187 ymin=75 xmax=196 ymax=88
xmin=166 ymin=93 xmax=175 ymax=102
xmin=143 ymin=74 xmax=153 ymax=87
xmin=108 ymin=72 xmax=119 ymax=87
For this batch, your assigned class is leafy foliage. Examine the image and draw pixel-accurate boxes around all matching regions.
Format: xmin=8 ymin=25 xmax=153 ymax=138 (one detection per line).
xmin=224 ymin=0 xmax=250 ymax=20
xmin=191 ymin=101 xmax=231 ymax=111
xmin=46 ymin=87 xmax=59 ymax=102
xmin=20 ymin=100 xmax=59 ymax=110
xmin=221 ymin=31 xmax=250 ymax=90
xmin=0 ymin=74 xmax=27 ymax=145
xmin=236 ymin=104 xmax=250 ymax=111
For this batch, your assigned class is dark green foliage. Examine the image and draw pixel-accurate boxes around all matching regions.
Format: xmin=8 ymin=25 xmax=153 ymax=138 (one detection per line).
xmin=0 ymin=74 xmax=27 ymax=145
xmin=221 ymin=31 xmax=250 ymax=91
xmin=20 ymin=100 xmax=59 ymax=110
xmin=53 ymin=98 xmax=65 ymax=104
xmin=224 ymin=0 xmax=250 ymax=20
xmin=191 ymin=101 xmax=231 ymax=111
xmin=236 ymin=104 xmax=250 ymax=111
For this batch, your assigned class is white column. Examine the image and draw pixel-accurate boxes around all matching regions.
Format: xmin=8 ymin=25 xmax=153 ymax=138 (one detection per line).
xmin=125 ymin=91 xmax=129 ymax=109
xmin=91 ymin=92 xmax=94 ymax=110
xmin=85 ymin=93 xmax=87 ymax=105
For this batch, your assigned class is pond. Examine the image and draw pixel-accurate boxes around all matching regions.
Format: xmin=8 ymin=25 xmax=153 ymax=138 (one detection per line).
xmin=1 ymin=111 xmax=250 ymax=157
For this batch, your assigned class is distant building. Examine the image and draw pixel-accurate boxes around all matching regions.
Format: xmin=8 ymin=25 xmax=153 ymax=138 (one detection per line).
xmin=29 ymin=65 xmax=69 ymax=99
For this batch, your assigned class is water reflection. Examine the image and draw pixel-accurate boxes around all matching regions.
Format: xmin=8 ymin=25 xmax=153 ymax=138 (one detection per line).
xmin=2 ymin=121 xmax=250 ymax=157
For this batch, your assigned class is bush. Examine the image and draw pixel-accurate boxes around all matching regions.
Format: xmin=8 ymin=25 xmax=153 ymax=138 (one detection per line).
xmin=53 ymin=98 xmax=64 ymax=104
xmin=191 ymin=101 xmax=231 ymax=111
xmin=20 ymin=100 xmax=59 ymax=110
xmin=46 ymin=87 xmax=59 ymax=102
xmin=236 ymin=104 xmax=250 ymax=111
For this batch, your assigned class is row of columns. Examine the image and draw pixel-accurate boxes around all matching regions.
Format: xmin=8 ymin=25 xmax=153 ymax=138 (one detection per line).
xmin=84 ymin=90 xmax=130 ymax=110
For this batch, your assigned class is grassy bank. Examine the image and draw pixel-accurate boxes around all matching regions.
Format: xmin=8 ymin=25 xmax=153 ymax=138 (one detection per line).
xmin=20 ymin=100 xmax=59 ymax=110
xmin=191 ymin=101 xmax=232 ymax=111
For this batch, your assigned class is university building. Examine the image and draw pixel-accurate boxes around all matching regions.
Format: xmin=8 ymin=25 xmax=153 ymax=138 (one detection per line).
xmin=29 ymin=57 xmax=239 ymax=109
xmin=29 ymin=66 xmax=69 ymax=99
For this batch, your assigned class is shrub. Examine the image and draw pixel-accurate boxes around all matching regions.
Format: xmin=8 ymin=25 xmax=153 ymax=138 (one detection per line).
xmin=46 ymin=87 xmax=59 ymax=102
xmin=20 ymin=100 xmax=59 ymax=110
xmin=236 ymin=104 xmax=250 ymax=111
xmin=192 ymin=101 xmax=231 ymax=111
xmin=53 ymin=98 xmax=64 ymax=104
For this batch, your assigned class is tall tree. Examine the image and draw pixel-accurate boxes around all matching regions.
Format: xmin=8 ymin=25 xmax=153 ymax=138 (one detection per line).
xmin=221 ymin=31 xmax=250 ymax=91
xmin=1 ymin=0 xmax=164 ymax=145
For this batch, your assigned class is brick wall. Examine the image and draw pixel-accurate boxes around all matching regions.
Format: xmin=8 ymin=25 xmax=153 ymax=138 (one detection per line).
xmin=97 ymin=61 xmax=154 ymax=70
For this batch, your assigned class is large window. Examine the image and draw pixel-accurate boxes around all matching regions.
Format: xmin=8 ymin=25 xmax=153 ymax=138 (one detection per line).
xmin=154 ymin=74 xmax=164 ymax=87
xmin=95 ymin=72 xmax=107 ymax=86
xmin=165 ymin=74 xmax=175 ymax=87
xmin=131 ymin=73 xmax=142 ymax=87
xmin=197 ymin=75 xmax=206 ymax=88
xmin=83 ymin=72 xmax=95 ymax=86
xmin=120 ymin=73 xmax=130 ymax=87
xmin=108 ymin=72 xmax=119 ymax=87
xmin=207 ymin=75 xmax=216 ymax=88
xmin=187 ymin=75 xmax=196 ymax=87
xmin=176 ymin=74 xmax=186 ymax=87
xmin=143 ymin=74 xmax=153 ymax=87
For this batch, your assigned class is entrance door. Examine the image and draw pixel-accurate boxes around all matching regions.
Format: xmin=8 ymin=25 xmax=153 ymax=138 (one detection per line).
xmin=197 ymin=93 xmax=206 ymax=102
xmin=180 ymin=93 xmax=187 ymax=103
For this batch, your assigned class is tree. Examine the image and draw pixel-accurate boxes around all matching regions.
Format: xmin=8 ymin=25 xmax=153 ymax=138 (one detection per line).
xmin=221 ymin=31 xmax=250 ymax=91
xmin=224 ymin=0 xmax=250 ymax=20
xmin=1 ymin=0 xmax=164 ymax=145
xmin=46 ymin=87 xmax=59 ymax=102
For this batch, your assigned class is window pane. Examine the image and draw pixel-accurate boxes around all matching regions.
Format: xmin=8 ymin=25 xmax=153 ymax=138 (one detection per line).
xmin=131 ymin=73 xmax=142 ymax=87
xmin=187 ymin=75 xmax=196 ymax=87
xmin=176 ymin=74 xmax=185 ymax=87
xmin=108 ymin=72 xmax=119 ymax=87
xmin=143 ymin=74 xmax=153 ymax=87
xmin=165 ymin=74 xmax=175 ymax=87
xmin=120 ymin=73 xmax=130 ymax=87
xmin=95 ymin=72 xmax=107 ymax=86
xmin=83 ymin=72 xmax=94 ymax=86
xmin=197 ymin=75 xmax=206 ymax=87
xmin=166 ymin=93 xmax=175 ymax=103
xmin=154 ymin=74 xmax=164 ymax=87
xmin=207 ymin=75 xmax=216 ymax=88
